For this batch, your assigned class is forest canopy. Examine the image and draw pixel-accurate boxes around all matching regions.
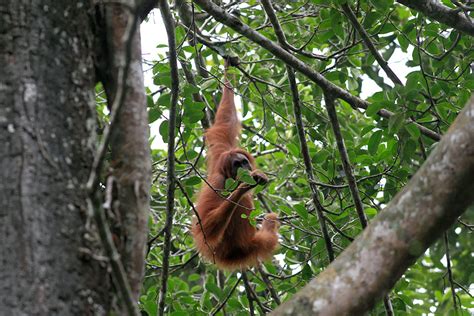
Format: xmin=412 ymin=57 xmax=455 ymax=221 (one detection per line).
xmin=141 ymin=0 xmax=473 ymax=315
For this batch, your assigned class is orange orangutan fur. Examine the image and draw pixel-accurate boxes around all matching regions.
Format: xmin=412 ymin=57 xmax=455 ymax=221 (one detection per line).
xmin=191 ymin=66 xmax=279 ymax=270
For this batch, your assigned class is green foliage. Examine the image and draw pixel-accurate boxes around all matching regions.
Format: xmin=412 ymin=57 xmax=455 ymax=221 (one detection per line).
xmin=138 ymin=1 xmax=473 ymax=315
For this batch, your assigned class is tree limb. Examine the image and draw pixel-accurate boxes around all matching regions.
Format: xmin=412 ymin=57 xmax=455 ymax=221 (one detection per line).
xmin=137 ymin=0 xmax=158 ymax=22
xmin=260 ymin=0 xmax=334 ymax=262
xmin=323 ymin=95 xmax=395 ymax=314
xmin=271 ymin=95 xmax=474 ymax=315
xmin=396 ymin=0 xmax=474 ymax=36
xmin=341 ymin=3 xmax=403 ymax=86
xmin=157 ymin=0 xmax=180 ymax=314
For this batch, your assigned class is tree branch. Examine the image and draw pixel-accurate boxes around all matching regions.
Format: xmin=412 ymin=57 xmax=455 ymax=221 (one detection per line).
xmin=324 ymin=95 xmax=368 ymax=228
xmin=341 ymin=3 xmax=403 ymax=86
xmin=157 ymin=0 xmax=180 ymax=314
xmin=396 ymin=0 xmax=474 ymax=36
xmin=137 ymin=0 xmax=158 ymax=22
xmin=271 ymin=95 xmax=474 ymax=315
xmin=257 ymin=265 xmax=281 ymax=305
xmin=192 ymin=0 xmax=441 ymax=141
xmin=260 ymin=0 xmax=334 ymax=262
xmin=444 ymin=232 xmax=459 ymax=311
xmin=324 ymin=100 xmax=391 ymax=313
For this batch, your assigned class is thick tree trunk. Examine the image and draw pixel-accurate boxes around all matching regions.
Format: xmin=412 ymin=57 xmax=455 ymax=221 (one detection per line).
xmin=0 ymin=1 xmax=110 ymax=314
xmin=271 ymin=96 xmax=474 ymax=315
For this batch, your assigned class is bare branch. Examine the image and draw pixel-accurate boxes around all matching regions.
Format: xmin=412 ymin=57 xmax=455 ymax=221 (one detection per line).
xmin=396 ymin=0 xmax=474 ymax=36
xmin=341 ymin=3 xmax=403 ymax=86
xmin=444 ymin=232 xmax=459 ymax=310
xmin=157 ymin=0 xmax=180 ymax=314
xmin=324 ymin=95 xmax=368 ymax=228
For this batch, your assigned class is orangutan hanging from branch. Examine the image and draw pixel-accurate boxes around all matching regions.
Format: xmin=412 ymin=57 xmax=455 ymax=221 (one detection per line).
xmin=192 ymin=60 xmax=280 ymax=270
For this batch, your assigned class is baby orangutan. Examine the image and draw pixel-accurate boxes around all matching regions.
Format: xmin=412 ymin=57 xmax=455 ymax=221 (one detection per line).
xmin=191 ymin=64 xmax=279 ymax=270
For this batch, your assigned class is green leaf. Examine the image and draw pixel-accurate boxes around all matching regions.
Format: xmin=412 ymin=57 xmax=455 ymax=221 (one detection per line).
xmin=188 ymin=274 xmax=201 ymax=282
xmin=225 ymin=178 xmax=238 ymax=191
xmin=157 ymin=93 xmax=171 ymax=108
xmin=183 ymin=97 xmax=205 ymax=124
xmin=148 ymin=107 xmax=161 ymax=123
xmin=184 ymin=176 xmax=202 ymax=186
xmin=301 ymin=264 xmax=313 ymax=280
xmin=287 ymin=143 xmax=300 ymax=157
xmin=237 ymin=168 xmax=256 ymax=186
xmin=366 ymin=102 xmax=385 ymax=116
xmin=294 ymin=203 xmax=308 ymax=220
xmin=368 ymin=130 xmax=383 ymax=155
xmin=154 ymin=72 xmax=171 ymax=87
xmin=159 ymin=120 xmax=169 ymax=143
xmin=388 ymin=113 xmax=405 ymax=134
xmin=364 ymin=207 xmax=377 ymax=217
xmin=398 ymin=35 xmax=409 ymax=51
xmin=405 ymin=123 xmax=420 ymax=139
xmin=171 ymin=311 xmax=188 ymax=316
xmin=205 ymin=282 xmax=223 ymax=300
xmin=279 ymin=205 xmax=292 ymax=215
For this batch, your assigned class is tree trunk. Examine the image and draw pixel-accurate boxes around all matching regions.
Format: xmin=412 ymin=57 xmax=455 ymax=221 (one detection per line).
xmin=102 ymin=4 xmax=152 ymax=300
xmin=0 ymin=1 xmax=109 ymax=314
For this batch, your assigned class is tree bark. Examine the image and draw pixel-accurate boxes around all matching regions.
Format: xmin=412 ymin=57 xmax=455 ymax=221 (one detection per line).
xmin=101 ymin=4 xmax=152 ymax=301
xmin=0 ymin=1 xmax=110 ymax=314
xmin=271 ymin=96 xmax=474 ymax=315
xmin=397 ymin=0 xmax=474 ymax=36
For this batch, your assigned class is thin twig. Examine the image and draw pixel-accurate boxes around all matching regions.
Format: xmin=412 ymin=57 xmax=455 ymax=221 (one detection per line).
xmin=458 ymin=218 xmax=474 ymax=231
xmin=211 ymin=276 xmax=243 ymax=316
xmin=444 ymin=232 xmax=458 ymax=311
xmin=175 ymin=179 xmax=215 ymax=262
xmin=257 ymin=265 xmax=281 ymax=305
xmin=242 ymin=124 xmax=288 ymax=154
